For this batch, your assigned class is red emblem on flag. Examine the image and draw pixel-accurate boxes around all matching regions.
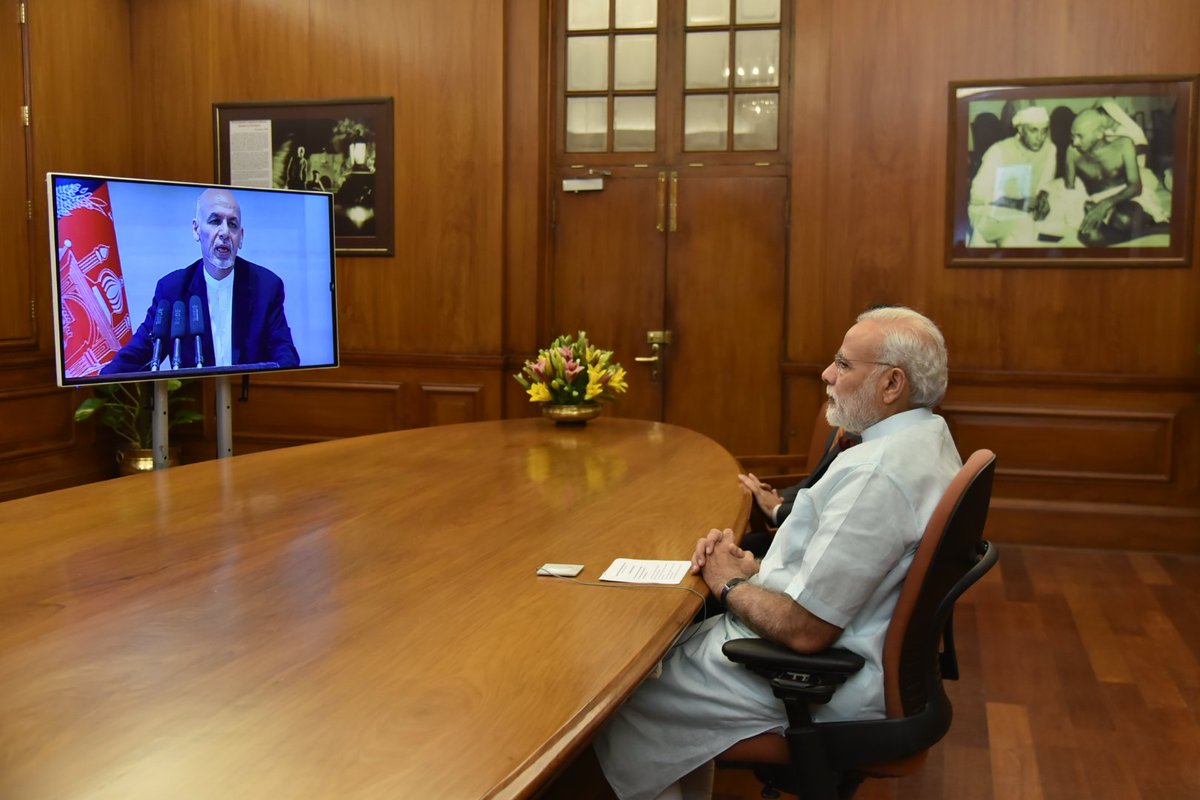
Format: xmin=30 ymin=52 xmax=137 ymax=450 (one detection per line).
xmin=56 ymin=180 xmax=132 ymax=378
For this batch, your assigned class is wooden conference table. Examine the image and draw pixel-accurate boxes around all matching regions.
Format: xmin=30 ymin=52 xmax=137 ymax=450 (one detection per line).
xmin=0 ymin=417 xmax=749 ymax=799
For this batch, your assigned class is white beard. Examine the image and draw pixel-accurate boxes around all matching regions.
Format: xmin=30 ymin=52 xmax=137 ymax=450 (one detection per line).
xmin=825 ymin=380 xmax=884 ymax=434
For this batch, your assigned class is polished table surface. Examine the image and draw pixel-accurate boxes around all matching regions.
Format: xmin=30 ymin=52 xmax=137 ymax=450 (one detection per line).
xmin=0 ymin=417 xmax=748 ymax=799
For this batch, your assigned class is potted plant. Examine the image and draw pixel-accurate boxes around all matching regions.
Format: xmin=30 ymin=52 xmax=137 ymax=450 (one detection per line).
xmin=74 ymin=379 xmax=204 ymax=473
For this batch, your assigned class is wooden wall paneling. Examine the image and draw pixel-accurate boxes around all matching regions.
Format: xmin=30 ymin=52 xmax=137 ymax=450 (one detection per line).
xmin=786 ymin=0 xmax=832 ymax=365
xmin=129 ymin=0 xmax=507 ymax=357
xmin=0 ymin=365 xmax=111 ymax=501
xmin=781 ymin=369 xmax=828 ymax=455
xmin=944 ymin=403 xmax=1177 ymax=484
xmin=26 ymin=0 xmax=136 ymax=365
xmin=0 ymin=0 xmax=34 ymax=349
xmin=986 ymin=499 xmax=1200 ymax=554
xmin=0 ymin=444 xmax=113 ymax=503
xmin=945 ymin=379 xmax=1199 ymax=506
xmin=230 ymin=379 xmax=408 ymax=450
xmin=503 ymin=1 xmax=550 ymax=373
xmin=28 ymin=0 xmax=134 ymax=190
xmin=783 ymin=0 xmax=1200 ymax=551
xmin=418 ymin=383 xmax=485 ymax=428
xmin=0 ymin=0 xmax=137 ymax=502
xmin=814 ymin=0 xmax=1200 ymax=378
xmin=0 ymin=385 xmax=81 ymax=460
xmin=942 ymin=380 xmax=1199 ymax=553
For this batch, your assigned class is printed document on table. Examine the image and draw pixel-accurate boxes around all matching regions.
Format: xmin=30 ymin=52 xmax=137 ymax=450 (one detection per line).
xmin=600 ymin=558 xmax=692 ymax=585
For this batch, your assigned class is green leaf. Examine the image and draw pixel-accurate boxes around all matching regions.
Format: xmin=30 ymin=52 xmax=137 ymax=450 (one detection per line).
xmin=74 ymin=397 xmax=107 ymax=421
xmin=171 ymin=410 xmax=205 ymax=426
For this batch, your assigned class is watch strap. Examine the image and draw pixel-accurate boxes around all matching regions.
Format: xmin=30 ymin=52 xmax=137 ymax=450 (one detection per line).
xmin=720 ymin=577 xmax=748 ymax=605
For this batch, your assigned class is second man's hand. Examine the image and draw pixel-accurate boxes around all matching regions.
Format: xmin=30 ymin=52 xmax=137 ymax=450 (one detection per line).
xmin=737 ymin=472 xmax=782 ymax=516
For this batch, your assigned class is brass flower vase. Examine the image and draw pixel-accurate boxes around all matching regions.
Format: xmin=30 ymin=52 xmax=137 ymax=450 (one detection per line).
xmin=542 ymin=403 xmax=602 ymax=426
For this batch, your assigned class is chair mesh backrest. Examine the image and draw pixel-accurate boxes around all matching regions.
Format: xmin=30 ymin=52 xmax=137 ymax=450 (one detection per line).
xmin=881 ymin=450 xmax=996 ymax=718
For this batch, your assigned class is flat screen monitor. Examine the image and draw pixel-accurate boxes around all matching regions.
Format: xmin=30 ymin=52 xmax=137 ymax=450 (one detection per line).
xmin=48 ymin=173 xmax=338 ymax=386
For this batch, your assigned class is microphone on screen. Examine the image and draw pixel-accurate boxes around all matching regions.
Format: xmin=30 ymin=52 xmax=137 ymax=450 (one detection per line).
xmin=170 ymin=300 xmax=186 ymax=370
xmin=188 ymin=295 xmax=205 ymax=368
xmin=149 ymin=299 xmax=170 ymax=372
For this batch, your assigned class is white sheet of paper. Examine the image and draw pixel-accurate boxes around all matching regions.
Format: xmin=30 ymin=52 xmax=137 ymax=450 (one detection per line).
xmin=599 ymin=558 xmax=691 ymax=585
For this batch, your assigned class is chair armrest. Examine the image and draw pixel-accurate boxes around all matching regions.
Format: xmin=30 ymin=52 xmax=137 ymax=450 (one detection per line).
xmin=723 ymin=638 xmax=865 ymax=715
xmin=723 ymin=639 xmax=864 ymax=685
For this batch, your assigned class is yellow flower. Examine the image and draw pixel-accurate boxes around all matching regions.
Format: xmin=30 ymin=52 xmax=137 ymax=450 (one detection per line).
xmin=607 ymin=366 xmax=628 ymax=394
xmin=527 ymin=383 xmax=551 ymax=402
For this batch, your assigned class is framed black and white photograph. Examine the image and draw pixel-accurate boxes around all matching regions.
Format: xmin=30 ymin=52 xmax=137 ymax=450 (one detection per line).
xmin=214 ymin=97 xmax=394 ymax=256
xmin=947 ymin=75 xmax=1196 ymax=267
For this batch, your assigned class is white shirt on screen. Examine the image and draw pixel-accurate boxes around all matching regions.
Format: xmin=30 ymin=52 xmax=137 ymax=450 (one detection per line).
xmin=203 ymin=268 xmax=234 ymax=367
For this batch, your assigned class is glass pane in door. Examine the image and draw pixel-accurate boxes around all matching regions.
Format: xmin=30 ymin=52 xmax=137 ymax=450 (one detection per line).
xmin=615 ymin=0 xmax=656 ymax=28
xmin=568 ymin=0 xmax=610 ymax=30
xmin=734 ymin=30 xmax=779 ymax=88
xmin=736 ymin=0 xmax=781 ymax=24
xmin=567 ymin=36 xmax=609 ymax=91
xmin=684 ymin=94 xmax=728 ymax=150
xmin=733 ymin=93 xmax=777 ymax=150
xmin=566 ymin=96 xmax=609 ymax=152
xmin=614 ymin=96 xmax=656 ymax=151
xmin=687 ymin=0 xmax=730 ymax=25
xmin=614 ymin=34 xmax=656 ymax=90
xmin=685 ymin=31 xmax=729 ymax=90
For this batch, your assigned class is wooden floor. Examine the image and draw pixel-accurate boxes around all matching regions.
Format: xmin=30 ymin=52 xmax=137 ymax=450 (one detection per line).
xmin=712 ymin=543 xmax=1200 ymax=800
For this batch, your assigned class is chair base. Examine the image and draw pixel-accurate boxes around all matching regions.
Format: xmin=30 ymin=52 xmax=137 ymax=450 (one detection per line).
xmin=715 ymin=761 xmax=867 ymax=800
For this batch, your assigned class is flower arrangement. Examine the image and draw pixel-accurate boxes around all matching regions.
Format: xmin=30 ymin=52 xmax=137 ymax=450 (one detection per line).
xmin=513 ymin=331 xmax=628 ymax=407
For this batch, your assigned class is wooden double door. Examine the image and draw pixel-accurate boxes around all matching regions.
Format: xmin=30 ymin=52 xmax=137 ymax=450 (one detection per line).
xmin=551 ymin=166 xmax=786 ymax=455
xmin=548 ymin=0 xmax=792 ymax=455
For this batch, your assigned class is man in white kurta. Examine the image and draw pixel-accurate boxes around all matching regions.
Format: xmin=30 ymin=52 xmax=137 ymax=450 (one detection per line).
xmin=594 ymin=308 xmax=961 ymax=800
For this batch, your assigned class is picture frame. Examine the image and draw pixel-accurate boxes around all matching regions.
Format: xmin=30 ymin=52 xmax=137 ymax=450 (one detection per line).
xmin=946 ymin=75 xmax=1196 ymax=267
xmin=213 ymin=97 xmax=394 ymax=256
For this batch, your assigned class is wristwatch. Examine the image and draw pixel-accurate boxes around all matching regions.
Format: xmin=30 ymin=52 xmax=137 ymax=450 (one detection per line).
xmin=720 ymin=576 xmax=749 ymax=606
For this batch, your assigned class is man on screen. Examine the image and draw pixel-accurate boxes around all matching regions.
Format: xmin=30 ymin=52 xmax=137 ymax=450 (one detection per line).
xmin=102 ymin=188 xmax=299 ymax=375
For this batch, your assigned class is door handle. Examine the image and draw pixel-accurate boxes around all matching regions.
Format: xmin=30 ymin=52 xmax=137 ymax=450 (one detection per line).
xmin=635 ymin=342 xmax=661 ymax=383
xmin=634 ymin=343 xmax=661 ymax=363
xmin=668 ymin=171 xmax=678 ymax=232
xmin=656 ymin=171 xmax=666 ymax=232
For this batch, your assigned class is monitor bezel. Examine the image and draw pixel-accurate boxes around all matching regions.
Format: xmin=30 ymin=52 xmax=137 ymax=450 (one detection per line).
xmin=47 ymin=172 xmax=340 ymax=388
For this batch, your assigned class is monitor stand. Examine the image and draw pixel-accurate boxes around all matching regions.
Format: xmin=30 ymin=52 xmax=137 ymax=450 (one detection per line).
xmin=215 ymin=375 xmax=233 ymax=459
xmin=151 ymin=375 xmax=235 ymax=470
xmin=152 ymin=379 xmax=170 ymax=469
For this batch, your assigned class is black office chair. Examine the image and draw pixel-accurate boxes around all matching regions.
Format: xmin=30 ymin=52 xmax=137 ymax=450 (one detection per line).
xmin=717 ymin=449 xmax=999 ymax=799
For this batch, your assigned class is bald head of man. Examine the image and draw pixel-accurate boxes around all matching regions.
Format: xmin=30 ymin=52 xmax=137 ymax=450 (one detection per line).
xmin=1070 ymin=109 xmax=1113 ymax=154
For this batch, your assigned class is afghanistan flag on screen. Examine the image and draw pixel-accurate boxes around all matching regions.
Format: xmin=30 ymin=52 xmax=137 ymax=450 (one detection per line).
xmin=56 ymin=178 xmax=132 ymax=378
